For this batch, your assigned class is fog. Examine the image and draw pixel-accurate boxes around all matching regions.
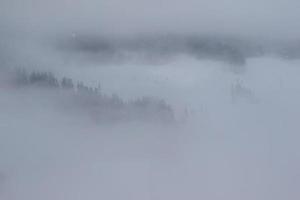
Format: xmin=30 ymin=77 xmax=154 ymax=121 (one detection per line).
xmin=1 ymin=0 xmax=300 ymax=200
xmin=1 ymin=0 xmax=300 ymax=39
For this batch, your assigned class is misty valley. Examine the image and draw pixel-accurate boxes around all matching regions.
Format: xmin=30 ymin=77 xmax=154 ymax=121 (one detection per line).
xmin=1 ymin=0 xmax=300 ymax=199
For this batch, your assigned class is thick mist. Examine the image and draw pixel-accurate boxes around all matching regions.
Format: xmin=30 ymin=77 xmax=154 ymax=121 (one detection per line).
xmin=1 ymin=55 xmax=300 ymax=200
xmin=1 ymin=0 xmax=300 ymax=200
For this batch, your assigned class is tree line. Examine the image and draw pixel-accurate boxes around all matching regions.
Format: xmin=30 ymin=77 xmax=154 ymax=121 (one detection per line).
xmin=13 ymin=69 xmax=175 ymax=124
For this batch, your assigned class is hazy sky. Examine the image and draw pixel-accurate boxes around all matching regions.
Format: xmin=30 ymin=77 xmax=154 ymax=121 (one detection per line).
xmin=1 ymin=0 xmax=300 ymax=39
